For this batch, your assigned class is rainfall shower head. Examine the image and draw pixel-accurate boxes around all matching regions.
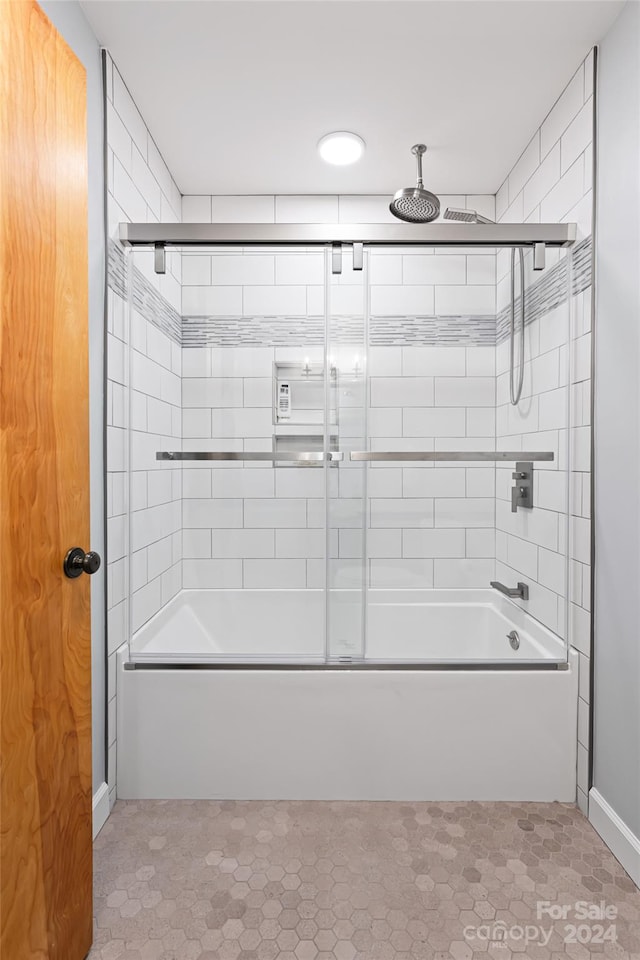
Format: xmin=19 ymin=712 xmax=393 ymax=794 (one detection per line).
xmin=443 ymin=207 xmax=495 ymax=224
xmin=389 ymin=145 xmax=440 ymax=223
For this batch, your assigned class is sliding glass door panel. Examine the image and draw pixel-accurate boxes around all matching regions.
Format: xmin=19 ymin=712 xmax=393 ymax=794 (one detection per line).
xmin=325 ymin=246 xmax=367 ymax=660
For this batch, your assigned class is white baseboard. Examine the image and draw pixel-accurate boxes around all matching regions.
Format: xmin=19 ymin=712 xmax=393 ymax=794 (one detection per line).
xmin=589 ymin=788 xmax=640 ymax=888
xmin=92 ymin=781 xmax=110 ymax=839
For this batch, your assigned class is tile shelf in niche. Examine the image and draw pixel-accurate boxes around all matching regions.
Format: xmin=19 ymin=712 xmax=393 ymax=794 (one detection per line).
xmin=272 ymin=432 xmax=339 ymax=468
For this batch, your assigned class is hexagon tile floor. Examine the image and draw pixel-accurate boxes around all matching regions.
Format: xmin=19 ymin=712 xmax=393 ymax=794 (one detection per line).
xmin=88 ymin=800 xmax=640 ymax=960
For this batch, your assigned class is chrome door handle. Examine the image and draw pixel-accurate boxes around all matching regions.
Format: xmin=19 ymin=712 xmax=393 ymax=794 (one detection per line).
xmin=157 ymin=451 xmax=344 ymax=462
xmin=349 ymin=451 xmax=554 ymax=462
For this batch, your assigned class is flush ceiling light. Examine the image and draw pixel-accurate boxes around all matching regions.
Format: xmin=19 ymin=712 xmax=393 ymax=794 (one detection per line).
xmin=318 ymin=131 xmax=365 ymax=166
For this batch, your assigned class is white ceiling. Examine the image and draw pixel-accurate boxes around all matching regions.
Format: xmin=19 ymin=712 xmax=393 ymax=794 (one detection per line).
xmin=81 ymin=0 xmax=622 ymax=197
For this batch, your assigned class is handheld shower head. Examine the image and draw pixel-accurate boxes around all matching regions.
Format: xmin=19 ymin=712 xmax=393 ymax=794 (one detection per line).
xmin=443 ymin=207 xmax=495 ymax=224
xmin=389 ymin=145 xmax=440 ymax=223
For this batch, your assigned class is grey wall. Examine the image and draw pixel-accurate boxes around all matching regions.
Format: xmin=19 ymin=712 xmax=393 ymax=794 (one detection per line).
xmin=594 ymin=0 xmax=640 ymax=837
xmin=39 ymin=1 xmax=106 ymax=795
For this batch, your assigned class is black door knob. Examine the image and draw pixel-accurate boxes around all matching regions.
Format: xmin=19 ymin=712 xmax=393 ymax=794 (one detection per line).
xmin=63 ymin=547 xmax=102 ymax=579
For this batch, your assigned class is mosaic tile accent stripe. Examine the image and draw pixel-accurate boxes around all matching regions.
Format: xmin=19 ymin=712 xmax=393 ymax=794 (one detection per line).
xmin=496 ymin=235 xmax=592 ymax=343
xmin=370 ymin=314 xmax=496 ymax=346
xmin=107 ymin=239 xmax=127 ymax=299
xmin=183 ymin=314 xmax=325 ymax=347
xmin=110 ymin=236 xmax=591 ymax=350
xmin=108 ymin=240 xmax=182 ymax=345
xmin=572 ymin=234 xmax=593 ymax=292
xmin=182 ymin=313 xmax=496 ymax=348
xmin=132 ymin=275 xmax=181 ymax=345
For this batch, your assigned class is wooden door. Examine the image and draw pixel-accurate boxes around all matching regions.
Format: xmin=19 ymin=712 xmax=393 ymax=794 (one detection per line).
xmin=0 ymin=3 xmax=93 ymax=958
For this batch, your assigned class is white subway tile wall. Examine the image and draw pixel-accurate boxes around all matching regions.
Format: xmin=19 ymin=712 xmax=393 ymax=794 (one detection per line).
xmin=180 ymin=242 xmax=498 ymax=349
xmin=106 ymin=55 xmax=182 ymax=808
xmin=495 ymin=52 xmax=594 ymax=812
xmin=180 ymin=247 xmax=497 ymax=591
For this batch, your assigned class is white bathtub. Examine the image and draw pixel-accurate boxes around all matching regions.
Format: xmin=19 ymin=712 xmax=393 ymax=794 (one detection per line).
xmin=118 ymin=588 xmax=578 ymax=802
xmin=129 ymin=588 xmax=566 ymax=664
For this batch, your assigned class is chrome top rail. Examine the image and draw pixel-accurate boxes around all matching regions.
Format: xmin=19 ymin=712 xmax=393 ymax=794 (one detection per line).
xmin=156 ymin=451 xmax=342 ymax=462
xmin=349 ymin=451 xmax=554 ymax=462
xmin=120 ymin=221 xmax=576 ymax=249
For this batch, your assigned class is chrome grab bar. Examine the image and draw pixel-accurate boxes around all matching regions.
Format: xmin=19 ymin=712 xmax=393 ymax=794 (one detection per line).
xmin=349 ymin=451 xmax=554 ymax=462
xmin=156 ymin=451 xmax=343 ymax=462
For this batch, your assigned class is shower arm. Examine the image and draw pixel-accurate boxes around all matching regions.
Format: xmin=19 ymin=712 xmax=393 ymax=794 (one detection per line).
xmin=412 ymin=144 xmax=426 ymax=187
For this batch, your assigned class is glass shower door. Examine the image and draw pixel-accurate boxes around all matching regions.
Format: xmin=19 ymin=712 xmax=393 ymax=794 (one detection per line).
xmin=326 ymin=246 xmax=367 ymax=660
xmin=354 ymin=241 xmax=572 ymax=664
xmin=128 ymin=243 xmax=337 ymax=662
xmin=194 ymin=245 xmax=330 ymax=661
xmin=123 ymin=234 xmax=573 ymax=666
